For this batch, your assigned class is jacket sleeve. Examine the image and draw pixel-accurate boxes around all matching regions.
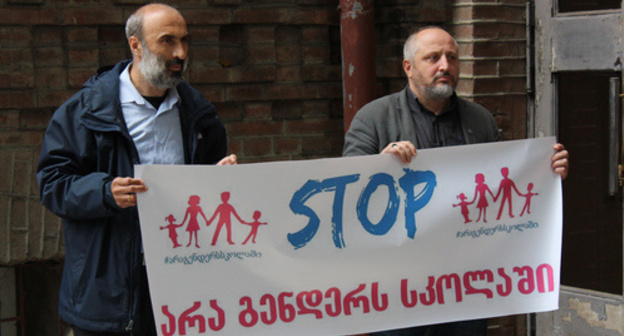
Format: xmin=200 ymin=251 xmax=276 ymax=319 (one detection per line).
xmin=36 ymin=100 xmax=121 ymax=221
xmin=343 ymin=103 xmax=384 ymax=157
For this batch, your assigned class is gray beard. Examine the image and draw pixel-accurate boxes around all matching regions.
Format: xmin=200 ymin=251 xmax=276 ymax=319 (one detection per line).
xmin=425 ymin=83 xmax=454 ymax=101
xmin=138 ymin=45 xmax=186 ymax=90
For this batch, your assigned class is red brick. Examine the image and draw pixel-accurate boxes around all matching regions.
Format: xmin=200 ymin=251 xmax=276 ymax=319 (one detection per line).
xmin=20 ymin=108 xmax=54 ymax=131
xmin=68 ymin=49 xmax=99 ymax=67
xmin=0 ymin=48 xmax=33 ymax=67
xmin=243 ymin=137 xmax=272 ymax=156
xmin=302 ymin=135 xmax=330 ymax=154
xmin=225 ymin=84 xmax=265 ymax=101
xmin=276 ymin=45 xmax=302 ymax=64
xmin=298 ymin=8 xmax=337 ymax=24
xmin=190 ymin=46 xmax=219 ymax=65
xmin=474 ymin=22 xmax=525 ymax=39
xmin=228 ymin=120 xmax=283 ymax=137
xmin=0 ymin=8 xmax=60 ymax=25
xmin=266 ymin=84 xmax=303 ymax=100
xmin=302 ymin=46 xmax=330 ymax=64
xmin=0 ymin=91 xmax=36 ymax=109
xmin=375 ymin=60 xmax=403 ymax=78
xmin=68 ymin=68 xmax=98 ymax=88
xmin=275 ymin=136 xmax=300 ymax=155
xmin=0 ymin=151 xmax=13 ymax=192
xmin=306 ymin=82 xmax=343 ymax=99
xmin=474 ymin=77 xmax=525 ymax=94
xmin=302 ymin=26 xmax=328 ymax=43
xmin=182 ymin=8 xmax=233 ymax=25
xmin=65 ymin=27 xmax=98 ymax=44
xmin=246 ymin=45 xmax=276 ymax=65
xmin=12 ymin=159 xmax=31 ymax=195
xmin=62 ymin=8 xmax=124 ymax=25
xmin=99 ymin=47 xmax=130 ymax=66
xmin=190 ymin=66 xmax=233 ymax=84
xmin=214 ymin=102 xmax=243 ymax=122
xmin=99 ymin=26 xmax=127 ymax=45
xmin=275 ymin=26 xmax=300 ymax=43
xmin=244 ymin=102 xmax=273 ymax=120
xmin=273 ymin=100 xmax=302 ymax=120
xmin=233 ymin=8 xmax=296 ymax=24
xmin=34 ymin=47 xmax=65 ymax=67
xmin=474 ymin=4 xmax=525 ymax=21
xmin=302 ymin=100 xmax=331 ymax=118
xmin=0 ymin=27 xmax=32 ymax=47
xmin=286 ymin=118 xmax=341 ymax=135
xmin=198 ymin=86 xmax=225 ymax=103
xmin=244 ymin=26 xmax=275 ymax=44
xmin=276 ymin=65 xmax=302 ymax=82
xmin=189 ymin=27 xmax=220 ymax=45
xmin=227 ymin=138 xmax=243 ymax=157
xmin=302 ymin=64 xmax=341 ymax=81
xmin=0 ymin=71 xmax=34 ymax=89
xmin=0 ymin=111 xmax=19 ymax=130
xmin=498 ymin=59 xmax=525 ymax=76
xmin=38 ymin=90 xmax=75 ymax=109
xmin=0 ymin=131 xmax=42 ymax=146
xmin=233 ymin=65 xmax=276 ymax=82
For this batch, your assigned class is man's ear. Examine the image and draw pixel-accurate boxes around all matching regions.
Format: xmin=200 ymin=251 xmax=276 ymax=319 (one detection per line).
xmin=402 ymin=59 xmax=412 ymax=78
xmin=129 ymin=36 xmax=143 ymax=59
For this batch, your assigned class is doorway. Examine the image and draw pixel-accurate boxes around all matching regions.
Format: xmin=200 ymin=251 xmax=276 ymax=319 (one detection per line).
xmin=533 ymin=0 xmax=624 ymax=334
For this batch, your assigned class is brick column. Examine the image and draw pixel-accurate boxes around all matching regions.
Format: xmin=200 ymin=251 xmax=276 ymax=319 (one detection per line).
xmin=451 ymin=0 xmax=528 ymax=140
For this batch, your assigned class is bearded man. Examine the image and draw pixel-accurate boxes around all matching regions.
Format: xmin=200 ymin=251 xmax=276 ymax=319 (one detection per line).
xmin=343 ymin=26 xmax=568 ymax=335
xmin=37 ymin=4 xmax=236 ymax=335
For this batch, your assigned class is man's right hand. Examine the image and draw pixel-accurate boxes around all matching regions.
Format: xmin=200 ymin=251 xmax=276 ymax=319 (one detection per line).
xmin=111 ymin=177 xmax=148 ymax=208
xmin=381 ymin=141 xmax=417 ymax=163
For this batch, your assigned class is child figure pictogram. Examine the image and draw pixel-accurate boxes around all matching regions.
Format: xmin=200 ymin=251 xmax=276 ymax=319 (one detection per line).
xmin=470 ymin=173 xmax=495 ymax=223
xmin=453 ymin=193 xmax=472 ymax=224
xmin=241 ymin=211 xmax=267 ymax=244
xmin=206 ymin=192 xmax=246 ymax=245
xmin=519 ymin=182 xmax=539 ymax=216
xmin=494 ymin=167 xmax=523 ymax=220
xmin=161 ymin=214 xmax=183 ymax=248
xmin=179 ymin=195 xmax=209 ymax=248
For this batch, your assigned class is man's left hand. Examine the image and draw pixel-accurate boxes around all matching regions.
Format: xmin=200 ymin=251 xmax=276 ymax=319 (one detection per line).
xmin=552 ymin=143 xmax=569 ymax=180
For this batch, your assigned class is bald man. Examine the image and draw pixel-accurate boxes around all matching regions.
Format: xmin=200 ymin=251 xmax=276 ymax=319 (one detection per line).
xmin=343 ymin=26 xmax=568 ymax=335
xmin=37 ymin=4 xmax=235 ymax=335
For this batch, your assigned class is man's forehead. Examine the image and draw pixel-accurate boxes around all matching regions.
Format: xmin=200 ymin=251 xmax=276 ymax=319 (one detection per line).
xmin=142 ymin=8 xmax=188 ymax=37
xmin=415 ymin=29 xmax=457 ymax=52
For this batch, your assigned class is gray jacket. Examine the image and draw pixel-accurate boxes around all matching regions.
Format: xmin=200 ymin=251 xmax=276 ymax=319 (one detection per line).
xmin=343 ymin=87 xmax=501 ymax=156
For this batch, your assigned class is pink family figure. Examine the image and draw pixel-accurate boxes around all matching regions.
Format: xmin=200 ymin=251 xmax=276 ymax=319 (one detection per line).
xmin=161 ymin=214 xmax=183 ymax=248
xmin=494 ymin=167 xmax=522 ymax=220
xmin=242 ymin=211 xmax=267 ymax=244
xmin=453 ymin=193 xmax=472 ymax=224
xmin=179 ymin=195 xmax=209 ymax=248
xmin=519 ymin=183 xmax=539 ymax=216
xmin=207 ymin=192 xmax=246 ymax=245
xmin=470 ymin=173 xmax=495 ymax=223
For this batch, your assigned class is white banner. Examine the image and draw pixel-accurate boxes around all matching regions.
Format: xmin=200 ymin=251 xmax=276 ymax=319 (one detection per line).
xmin=136 ymin=137 xmax=562 ymax=336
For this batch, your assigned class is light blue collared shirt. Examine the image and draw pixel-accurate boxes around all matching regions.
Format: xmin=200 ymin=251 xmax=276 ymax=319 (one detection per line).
xmin=119 ymin=64 xmax=185 ymax=165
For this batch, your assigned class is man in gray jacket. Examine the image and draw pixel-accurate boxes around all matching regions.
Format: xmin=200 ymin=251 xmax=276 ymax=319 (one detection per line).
xmin=343 ymin=26 xmax=568 ymax=335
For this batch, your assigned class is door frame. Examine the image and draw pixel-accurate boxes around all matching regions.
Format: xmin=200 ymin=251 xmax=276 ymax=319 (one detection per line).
xmin=531 ymin=0 xmax=624 ymax=334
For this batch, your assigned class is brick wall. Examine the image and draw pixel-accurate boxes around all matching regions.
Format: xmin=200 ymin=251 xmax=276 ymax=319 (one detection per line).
xmin=1 ymin=0 xmax=529 ymax=334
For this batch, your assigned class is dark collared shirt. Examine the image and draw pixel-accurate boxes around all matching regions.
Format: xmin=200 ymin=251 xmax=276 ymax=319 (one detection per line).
xmin=406 ymin=88 xmax=466 ymax=149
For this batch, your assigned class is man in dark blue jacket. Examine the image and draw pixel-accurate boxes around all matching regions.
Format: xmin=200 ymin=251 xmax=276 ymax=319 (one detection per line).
xmin=37 ymin=4 xmax=236 ymax=335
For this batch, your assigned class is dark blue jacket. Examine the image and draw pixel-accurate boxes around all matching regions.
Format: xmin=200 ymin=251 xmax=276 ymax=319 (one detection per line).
xmin=36 ymin=60 xmax=227 ymax=332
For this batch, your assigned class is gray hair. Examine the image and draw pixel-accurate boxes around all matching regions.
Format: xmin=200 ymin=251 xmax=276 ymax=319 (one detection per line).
xmin=125 ymin=9 xmax=145 ymax=42
xmin=403 ymin=26 xmax=458 ymax=62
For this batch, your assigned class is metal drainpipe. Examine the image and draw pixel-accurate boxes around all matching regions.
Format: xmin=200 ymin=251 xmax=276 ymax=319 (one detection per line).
xmin=339 ymin=0 xmax=377 ymax=134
